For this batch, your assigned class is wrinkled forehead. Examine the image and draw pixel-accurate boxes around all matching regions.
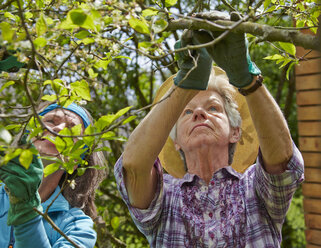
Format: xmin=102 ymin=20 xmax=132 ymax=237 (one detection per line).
xmin=187 ymin=90 xmax=225 ymax=108
xmin=44 ymin=108 xmax=84 ymax=125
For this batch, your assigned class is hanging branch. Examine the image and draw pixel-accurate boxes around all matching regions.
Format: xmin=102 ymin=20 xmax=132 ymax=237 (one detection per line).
xmin=166 ymin=18 xmax=320 ymax=51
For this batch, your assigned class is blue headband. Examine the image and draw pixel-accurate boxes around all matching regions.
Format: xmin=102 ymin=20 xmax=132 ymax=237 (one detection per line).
xmin=39 ymin=103 xmax=90 ymax=160
xmin=39 ymin=103 xmax=90 ymax=129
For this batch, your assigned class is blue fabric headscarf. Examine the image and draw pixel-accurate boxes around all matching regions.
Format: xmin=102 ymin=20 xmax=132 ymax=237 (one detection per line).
xmin=39 ymin=103 xmax=90 ymax=128
xmin=38 ymin=103 xmax=90 ymax=159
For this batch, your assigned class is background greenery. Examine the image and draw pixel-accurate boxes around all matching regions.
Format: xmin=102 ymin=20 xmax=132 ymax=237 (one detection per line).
xmin=1 ymin=0 xmax=319 ymax=247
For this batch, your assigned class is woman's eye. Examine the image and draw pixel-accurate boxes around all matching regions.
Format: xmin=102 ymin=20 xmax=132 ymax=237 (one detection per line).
xmin=184 ymin=109 xmax=193 ymax=115
xmin=44 ymin=119 xmax=54 ymax=124
xmin=209 ymin=106 xmax=217 ymax=112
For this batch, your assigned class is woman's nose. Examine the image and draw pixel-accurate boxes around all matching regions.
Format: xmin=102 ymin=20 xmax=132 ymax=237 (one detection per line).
xmin=193 ymin=108 xmax=207 ymax=121
xmin=52 ymin=123 xmax=66 ymax=133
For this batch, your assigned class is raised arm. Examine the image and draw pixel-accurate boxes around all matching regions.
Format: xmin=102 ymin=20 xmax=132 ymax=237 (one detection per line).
xmin=194 ymin=13 xmax=292 ymax=174
xmin=123 ymin=31 xmax=212 ymax=209
xmin=242 ymin=77 xmax=292 ymax=173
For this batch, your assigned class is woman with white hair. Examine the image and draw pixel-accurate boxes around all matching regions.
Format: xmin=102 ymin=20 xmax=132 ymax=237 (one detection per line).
xmin=114 ymin=26 xmax=304 ymax=248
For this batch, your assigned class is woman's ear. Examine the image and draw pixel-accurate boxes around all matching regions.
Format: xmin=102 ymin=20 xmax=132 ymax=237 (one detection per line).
xmin=174 ymin=141 xmax=181 ymax=151
xmin=229 ymin=127 xmax=240 ymax=143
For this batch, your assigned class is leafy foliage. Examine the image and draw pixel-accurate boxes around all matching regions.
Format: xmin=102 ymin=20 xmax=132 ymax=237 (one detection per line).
xmin=1 ymin=0 xmax=319 ymax=246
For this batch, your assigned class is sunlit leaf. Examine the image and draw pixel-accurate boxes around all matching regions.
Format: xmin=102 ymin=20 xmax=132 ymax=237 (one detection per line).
xmin=165 ymin=0 xmax=177 ymax=7
xmin=128 ymin=17 xmax=150 ymax=34
xmin=263 ymin=54 xmax=284 ymax=60
xmin=36 ymin=13 xmax=47 ymax=36
xmin=0 ymin=81 xmax=15 ymax=93
xmin=101 ymin=131 xmax=116 ymax=140
xmin=152 ymin=19 xmax=168 ymax=34
xmin=114 ymin=106 xmax=132 ymax=120
xmin=142 ymin=9 xmax=158 ymax=17
xmin=34 ymin=37 xmax=47 ymax=48
xmin=44 ymin=163 xmax=60 ymax=177
xmin=70 ymin=80 xmax=91 ymax=101
xmin=19 ymin=149 xmax=33 ymax=169
xmin=279 ymin=42 xmax=296 ymax=56
xmin=0 ymin=22 xmax=14 ymax=42
xmin=111 ymin=216 xmax=120 ymax=230
xmin=70 ymin=9 xmax=87 ymax=25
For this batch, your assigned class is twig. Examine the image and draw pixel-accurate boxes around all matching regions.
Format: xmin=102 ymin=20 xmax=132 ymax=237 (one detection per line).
xmin=33 ymin=208 xmax=81 ymax=248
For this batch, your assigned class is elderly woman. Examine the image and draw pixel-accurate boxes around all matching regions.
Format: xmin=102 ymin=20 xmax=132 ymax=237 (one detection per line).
xmin=114 ymin=28 xmax=304 ymax=247
xmin=0 ymin=103 xmax=106 ymax=248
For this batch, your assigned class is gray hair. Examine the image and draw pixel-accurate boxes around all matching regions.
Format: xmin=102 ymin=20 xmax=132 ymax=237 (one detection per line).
xmin=171 ymin=69 xmax=242 ymax=168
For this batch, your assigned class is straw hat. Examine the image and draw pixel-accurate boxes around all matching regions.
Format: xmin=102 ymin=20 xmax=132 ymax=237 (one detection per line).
xmin=153 ymin=66 xmax=259 ymax=178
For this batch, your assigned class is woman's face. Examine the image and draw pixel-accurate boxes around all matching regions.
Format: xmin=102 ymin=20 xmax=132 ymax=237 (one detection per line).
xmin=33 ymin=108 xmax=84 ymax=157
xmin=175 ymin=90 xmax=239 ymax=153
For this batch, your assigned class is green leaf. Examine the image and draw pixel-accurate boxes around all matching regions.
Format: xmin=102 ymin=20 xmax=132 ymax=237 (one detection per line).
xmin=94 ymin=58 xmax=111 ymax=69
xmin=83 ymin=125 xmax=95 ymax=147
xmin=95 ymin=115 xmax=115 ymax=131
xmin=4 ymin=149 xmax=22 ymax=164
xmin=36 ymin=14 xmax=47 ymax=36
xmin=152 ymin=19 xmax=168 ymax=34
xmin=142 ymin=9 xmax=158 ymax=17
xmin=19 ymin=149 xmax=33 ymax=169
xmin=286 ymin=61 xmax=296 ymax=80
xmin=279 ymin=42 xmax=296 ymax=56
xmin=42 ymin=94 xmax=57 ymax=101
xmin=70 ymin=80 xmax=91 ymax=101
xmin=165 ymin=0 xmax=177 ymax=7
xmin=114 ymin=106 xmax=132 ymax=120
xmin=0 ymin=81 xmax=15 ymax=93
xmin=34 ymin=37 xmax=47 ymax=48
xmin=104 ymin=16 xmax=113 ymax=25
xmin=44 ymin=163 xmax=60 ymax=177
xmin=263 ymin=54 xmax=284 ymax=60
xmin=4 ymin=12 xmax=16 ymax=21
xmin=54 ymin=136 xmax=66 ymax=153
xmin=75 ymin=30 xmax=91 ymax=39
xmin=111 ymin=216 xmax=120 ymax=230
xmin=0 ymin=22 xmax=14 ymax=42
xmin=122 ymin=115 xmax=136 ymax=125
xmin=88 ymin=68 xmax=98 ymax=79
xmin=0 ymin=126 xmax=12 ymax=144
xmin=101 ymin=131 xmax=116 ymax=140
xmin=94 ymin=146 xmax=112 ymax=152
xmin=114 ymin=55 xmax=131 ymax=60
xmin=263 ymin=0 xmax=271 ymax=10
xmin=128 ymin=17 xmax=150 ymax=34
xmin=71 ymin=124 xmax=82 ymax=136
xmin=265 ymin=5 xmax=276 ymax=13
xmin=24 ymin=12 xmax=33 ymax=20
xmin=70 ymin=9 xmax=87 ymax=26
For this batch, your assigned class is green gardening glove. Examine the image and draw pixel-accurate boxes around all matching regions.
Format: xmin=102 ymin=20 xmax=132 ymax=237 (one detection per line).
xmin=0 ymin=48 xmax=25 ymax=73
xmin=0 ymin=152 xmax=43 ymax=226
xmin=174 ymin=30 xmax=213 ymax=90
xmin=193 ymin=12 xmax=261 ymax=88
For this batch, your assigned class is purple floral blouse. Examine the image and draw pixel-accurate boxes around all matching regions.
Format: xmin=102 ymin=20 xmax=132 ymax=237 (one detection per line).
xmin=114 ymin=143 xmax=304 ymax=248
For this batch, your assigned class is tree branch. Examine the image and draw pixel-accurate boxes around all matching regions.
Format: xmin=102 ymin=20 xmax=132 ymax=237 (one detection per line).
xmin=166 ymin=18 xmax=320 ymax=51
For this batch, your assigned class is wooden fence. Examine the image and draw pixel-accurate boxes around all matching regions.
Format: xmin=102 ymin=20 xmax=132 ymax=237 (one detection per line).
xmin=295 ymin=42 xmax=321 ymax=247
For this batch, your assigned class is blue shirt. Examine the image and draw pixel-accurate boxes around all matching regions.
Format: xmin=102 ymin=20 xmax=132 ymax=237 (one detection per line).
xmin=0 ymin=185 xmax=96 ymax=248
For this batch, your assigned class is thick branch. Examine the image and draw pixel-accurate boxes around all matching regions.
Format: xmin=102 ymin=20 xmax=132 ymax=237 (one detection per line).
xmin=167 ymin=19 xmax=320 ymax=51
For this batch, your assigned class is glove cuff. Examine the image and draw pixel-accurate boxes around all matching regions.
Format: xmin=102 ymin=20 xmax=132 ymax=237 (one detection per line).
xmin=8 ymin=193 xmax=42 ymax=226
xmin=238 ymin=75 xmax=263 ymax=96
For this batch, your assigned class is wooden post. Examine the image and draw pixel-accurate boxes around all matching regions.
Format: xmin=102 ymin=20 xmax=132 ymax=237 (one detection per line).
xmin=295 ymin=32 xmax=321 ymax=247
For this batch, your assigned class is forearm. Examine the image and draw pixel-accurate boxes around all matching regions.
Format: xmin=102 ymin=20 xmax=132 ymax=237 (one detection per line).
xmin=123 ymin=86 xmax=198 ymax=208
xmin=245 ymin=77 xmax=293 ymax=173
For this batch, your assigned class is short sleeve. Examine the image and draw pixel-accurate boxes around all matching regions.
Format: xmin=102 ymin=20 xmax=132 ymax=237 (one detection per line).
xmin=254 ymin=142 xmax=304 ymax=232
xmin=114 ymin=155 xmax=164 ymax=237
